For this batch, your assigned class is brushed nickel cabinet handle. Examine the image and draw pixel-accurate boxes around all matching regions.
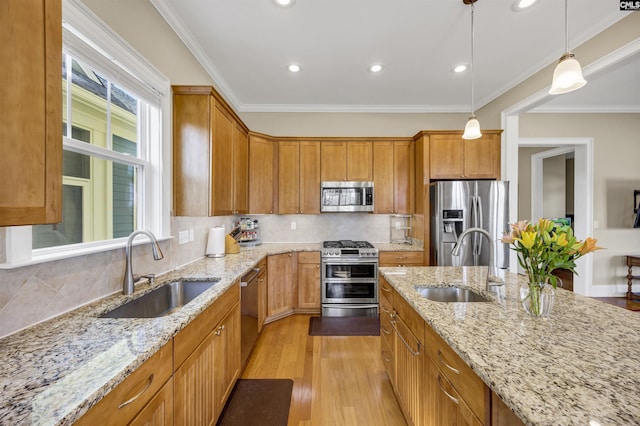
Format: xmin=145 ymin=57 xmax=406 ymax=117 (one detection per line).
xmin=118 ymin=374 xmax=154 ymax=409
xmin=437 ymin=349 xmax=460 ymax=375
xmin=381 ymin=285 xmax=391 ymax=293
xmin=437 ymin=375 xmax=459 ymax=405
xmin=381 ymin=324 xmax=391 ymax=335
xmin=381 ymin=350 xmax=391 ymax=363
xmin=390 ymin=318 xmax=420 ymax=356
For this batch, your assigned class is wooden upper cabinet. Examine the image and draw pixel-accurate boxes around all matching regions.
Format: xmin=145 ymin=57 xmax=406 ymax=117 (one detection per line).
xmin=429 ymin=130 xmax=502 ymax=180
xmin=211 ymin=101 xmax=234 ymax=216
xmin=347 ymin=141 xmax=373 ymax=181
xmin=173 ymin=86 xmax=249 ymax=216
xmin=320 ymin=141 xmax=347 ymax=181
xmin=0 ymin=0 xmax=62 ymax=226
xmin=320 ymin=141 xmax=372 ymax=181
xmin=278 ymin=141 xmax=300 ymax=214
xmin=373 ymin=141 xmax=414 ymax=214
xmin=279 ymin=141 xmax=320 ymax=214
xmin=233 ymin=124 xmax=249 ymax=215
xmin=249 ymin=134 xmax=276 ymax=214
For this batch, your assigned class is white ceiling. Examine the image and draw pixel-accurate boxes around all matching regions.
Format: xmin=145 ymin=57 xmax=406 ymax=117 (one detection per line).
xmin=150 ymin=0 xmax=634 ymax=113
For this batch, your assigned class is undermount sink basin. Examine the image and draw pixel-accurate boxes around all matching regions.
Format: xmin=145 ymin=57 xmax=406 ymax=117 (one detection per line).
xmin=100 ymin=280 xmax=219 ymax=318
xmin=414 ymin=286 xmax=491 ymax=303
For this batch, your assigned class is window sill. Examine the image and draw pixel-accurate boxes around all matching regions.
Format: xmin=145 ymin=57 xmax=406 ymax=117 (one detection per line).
xmin=0 ymin=236 xmax=174 ymax=270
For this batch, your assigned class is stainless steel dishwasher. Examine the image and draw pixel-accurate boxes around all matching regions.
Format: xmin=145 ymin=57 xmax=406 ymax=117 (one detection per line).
xmin=240 ymin=267 xmax=260 ymax=366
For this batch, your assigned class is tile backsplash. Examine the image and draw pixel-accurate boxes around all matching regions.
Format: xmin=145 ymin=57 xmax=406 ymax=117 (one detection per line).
xmin=0 ymin=213 xmax=408 ymax=338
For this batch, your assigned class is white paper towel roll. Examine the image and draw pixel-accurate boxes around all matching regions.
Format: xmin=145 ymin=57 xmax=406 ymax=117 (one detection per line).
xmin=205 ymin=226 xmax=226 ymax=258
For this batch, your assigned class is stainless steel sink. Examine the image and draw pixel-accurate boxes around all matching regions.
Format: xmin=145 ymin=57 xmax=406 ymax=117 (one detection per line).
xmin=100 ymin=280 xmax=219 ymax=318
xmin=414 ymin=286 xmax=491 ymax=303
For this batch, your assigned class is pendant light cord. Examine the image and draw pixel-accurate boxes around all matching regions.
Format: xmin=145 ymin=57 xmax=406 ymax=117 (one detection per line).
xmin=470 ymin=2 xmax=476 ymax=116
xmin=564 ymin=0 xmax=569 ymax=52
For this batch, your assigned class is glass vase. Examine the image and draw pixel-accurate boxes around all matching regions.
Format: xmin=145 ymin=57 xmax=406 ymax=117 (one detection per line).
xmin=520 ymin=282 xmax=555 ymax=317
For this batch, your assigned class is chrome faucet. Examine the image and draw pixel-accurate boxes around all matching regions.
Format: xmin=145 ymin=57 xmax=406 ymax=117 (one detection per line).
xmin=451 ymin=227 xmax=504 ymax=291
xmin=123 ymin=230 xmax=164 ymax=295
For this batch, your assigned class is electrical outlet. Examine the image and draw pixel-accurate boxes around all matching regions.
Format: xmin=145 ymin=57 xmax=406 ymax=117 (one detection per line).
xmin=291 ymin=222 xmax=297 ymax=230
xmin=178 ymin=230 xmax=189 ymax=245
xmin=593 ymin=220 xmax=599 ymax=229
xmin=189 ymin=229 xmax=194 ymax=241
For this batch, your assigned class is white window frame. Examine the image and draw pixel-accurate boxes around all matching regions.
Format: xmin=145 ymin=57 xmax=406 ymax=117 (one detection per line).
xmin=2 ymin=0 xmax=171 ymax=267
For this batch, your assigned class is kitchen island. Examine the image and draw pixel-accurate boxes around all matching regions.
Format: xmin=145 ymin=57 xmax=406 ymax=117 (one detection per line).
xmin=381 ymin=266 xmax=640 ymax=426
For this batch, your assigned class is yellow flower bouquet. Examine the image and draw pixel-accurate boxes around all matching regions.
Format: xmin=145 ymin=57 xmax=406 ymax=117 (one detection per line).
xmin=501 ymin=219 xmax=601 ymax=315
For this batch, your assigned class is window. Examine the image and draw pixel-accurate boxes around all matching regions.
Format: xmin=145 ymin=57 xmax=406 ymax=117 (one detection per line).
xmin=5 ymin=0 xmax=170 ymax=265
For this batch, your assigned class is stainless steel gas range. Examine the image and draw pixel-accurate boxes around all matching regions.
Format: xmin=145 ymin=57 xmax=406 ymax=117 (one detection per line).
xmin=321 ymin=240 xmax=379 ymax=317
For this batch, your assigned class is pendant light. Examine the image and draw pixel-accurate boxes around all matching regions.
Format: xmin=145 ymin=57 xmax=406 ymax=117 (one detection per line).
xmin=462 ymin=0 xmax=481 ymax=140
xmin=549 ymin=0 xmax=586 ymax=95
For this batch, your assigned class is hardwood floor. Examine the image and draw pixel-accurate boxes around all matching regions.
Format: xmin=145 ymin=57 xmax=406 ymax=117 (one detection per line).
xmin=241 ymin=315 xmax=407 ymax=426
xmin=594 ymin=296 xmax=640 ymax=311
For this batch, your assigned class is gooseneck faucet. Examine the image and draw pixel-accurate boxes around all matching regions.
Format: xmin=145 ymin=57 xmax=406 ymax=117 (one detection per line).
xmin=123 ymin=230 xmax=164 ymax=295
xmin=451 ymin=227 xmax=504 ymax=291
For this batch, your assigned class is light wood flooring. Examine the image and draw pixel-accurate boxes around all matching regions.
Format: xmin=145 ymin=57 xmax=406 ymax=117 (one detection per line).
xmin=241 ymin=314 xmax=407 ymax=426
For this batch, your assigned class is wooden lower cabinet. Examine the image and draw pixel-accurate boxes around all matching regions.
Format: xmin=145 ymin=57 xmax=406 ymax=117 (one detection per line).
xmin=296 ymin=251 xmax=321 ymax=312
xmin=379 ymin=251 xmax=424 ymax=267
xmin=257 ymin=257 xmax=268 ymax=333
xmin=428 ymin=358 xmax=482 ymax=426
xmin=129 ymin=377 xmax=174 ymax=426
xmin=266 ymin=253 xmax=295 ymax=322
xmin=393 ymin=312 xmax=424 ymax=426
xmin=174 ymin=300 xmax=240 ymax=425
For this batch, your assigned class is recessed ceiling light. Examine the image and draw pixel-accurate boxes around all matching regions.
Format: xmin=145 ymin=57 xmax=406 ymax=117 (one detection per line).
xmin=513 ymin=0 xmax=537 ymax=11
xmin=369 ymin=64 xmax=383 ymax=73
xmin=273 ymin=0 xmax=295 ymax=7
xmin=453 ymin=64 xmax=468 ymax=73
xmin=287 ymin=64 xmax=301 ymax=72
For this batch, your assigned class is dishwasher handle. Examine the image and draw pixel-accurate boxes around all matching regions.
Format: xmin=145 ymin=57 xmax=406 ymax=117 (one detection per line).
xmin=241 ymin=267 xmax=261 ymax=287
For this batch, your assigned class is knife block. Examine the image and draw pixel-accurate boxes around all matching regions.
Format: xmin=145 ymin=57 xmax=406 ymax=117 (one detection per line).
xmin=225 ymin=235 xmax=240 ymax=254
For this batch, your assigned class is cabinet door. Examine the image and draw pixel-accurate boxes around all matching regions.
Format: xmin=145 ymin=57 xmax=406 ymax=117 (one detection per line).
xmin=394 ymin=140 xmax=414 ymax=214
xmin=249 ymin=135 xmax=276 ymax=214
xmin=278 ymin=141 xmax=300 ymax=214
xmin=257 ymin=265 xmax=267 ymax=333
xmin=373 ymin=142 xmax=394 ymax=214
xmin=0 ymin=0 xmax=62 ymax=226
xmin=233 ymin=124 xmax=249 ymax=214
xmin=320 ymin=141 xmax=347 ymax=181
xmin=299 ymin=141 xmax=321 ymax=214
xmin=297 ymin=252 xmax=320 ymax=310
xmin=172 ymin=90 xmax=211 ymax=216
xmin=347 ymin=141 xmax=373 ymax=181
xmin=266 ymin=253 xmax=295 ymax=320
xmin=432 ymin=361 xmax=483 ymax=426
xmin=213 ymin=302 xmax=241 ymax=418
xmin=129 ymin=378 xmax=174 ymax=426
xmin=211 ymin=102 xmax=234 ymax=216
xmin=429 ymin=134 xmax=464 ymax=179
xmin=463 ymin=133 xmax=500 ymax=179
xmin=393 ymin=313 xmax=423 ymax=426
xmin=174 ymin=333 xmax=216 ymax=426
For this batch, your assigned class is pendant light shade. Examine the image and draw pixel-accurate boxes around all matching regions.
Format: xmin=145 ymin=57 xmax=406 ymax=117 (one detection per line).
xmin=549 ymin=52 xmax=586 ymax=94
xmin=462 ymin=0 xmax=481 ymax=140
xmin=549 ymin=0 xmax=586 ymax=95
xmin=463 ymin=115 xmax=482 ymax=140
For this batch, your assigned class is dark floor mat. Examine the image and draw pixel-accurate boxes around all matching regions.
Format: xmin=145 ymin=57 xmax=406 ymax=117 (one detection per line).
xmin=308 ymin=316 xmax=380 ymax=336
xmin=217 ymin=379 xmax=293 ymax=426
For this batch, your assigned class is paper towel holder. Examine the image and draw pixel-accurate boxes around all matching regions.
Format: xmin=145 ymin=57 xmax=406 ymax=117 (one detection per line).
xmin=206 ymin=226 xmax=226 ymax=258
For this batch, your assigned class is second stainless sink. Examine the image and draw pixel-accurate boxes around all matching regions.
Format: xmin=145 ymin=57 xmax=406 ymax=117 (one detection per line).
xmin=100 ymin=280 xmax=219 ymax=318
xmin=415 ymin=286 xmax=490 ymax=303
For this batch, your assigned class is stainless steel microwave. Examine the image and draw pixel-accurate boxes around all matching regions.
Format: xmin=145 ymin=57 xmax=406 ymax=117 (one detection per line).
xmin=320 ymin=181 xmax=374 ymax=212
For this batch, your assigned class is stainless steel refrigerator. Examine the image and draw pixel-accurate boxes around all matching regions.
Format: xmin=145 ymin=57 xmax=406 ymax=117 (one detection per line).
xmin=430 ymin=181 xmax=509 ymax=268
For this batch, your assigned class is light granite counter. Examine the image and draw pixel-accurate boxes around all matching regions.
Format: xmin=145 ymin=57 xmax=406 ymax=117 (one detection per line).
xmin=380 ymin=266 xmax=640 ymax=426
xmin=0 ymin=243 xmax=325 ymax=426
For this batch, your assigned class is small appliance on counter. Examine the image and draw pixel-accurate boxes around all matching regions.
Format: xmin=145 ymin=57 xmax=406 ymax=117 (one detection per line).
xmin=205 ymin=226 xmax=226 ymax=258
xmin=236 ymin=217 xmax=261 ymax=246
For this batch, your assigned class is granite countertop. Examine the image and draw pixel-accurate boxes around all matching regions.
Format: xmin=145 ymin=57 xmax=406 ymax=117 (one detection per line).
xmin=0 ymin=242 xmax=423 ymax=425
xmin=380 ymin=266 xmax=640 ymax=426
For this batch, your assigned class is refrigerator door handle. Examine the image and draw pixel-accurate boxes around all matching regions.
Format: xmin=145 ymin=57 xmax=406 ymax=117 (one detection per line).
xmin=476 ymin=195 xmax=484 ymax=257
xmin=471 ymin=196 xmax=480 ymax=257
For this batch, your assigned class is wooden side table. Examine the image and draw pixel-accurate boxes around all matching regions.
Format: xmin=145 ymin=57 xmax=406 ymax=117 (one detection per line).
xmin=626 ymin=255 xmax=640 ymax=300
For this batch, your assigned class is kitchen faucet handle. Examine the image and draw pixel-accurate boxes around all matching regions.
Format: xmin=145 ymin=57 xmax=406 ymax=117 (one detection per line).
xmin=134 ymin=274 xmax=156 ymax=284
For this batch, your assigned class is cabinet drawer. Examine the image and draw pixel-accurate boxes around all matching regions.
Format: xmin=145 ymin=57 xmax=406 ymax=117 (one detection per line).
xmin=379 ymin=251 xmax=423 ymax=266
xmin=174 ymin=282 xmax=240 ymax=369
xmin=76 ymin=342 xmax=173 ymax=426
xmin=379 ymin=276 xmax=395 ymax=305
xmin=381 ymin=330 xmax=395 ymax=384
xmin=298 ymin=251 xmax=320 ymax=263
xmin=425 ymin=323 xmax=488 ymax=422
xmin=393 ymin=293 xmax=424 ymax=346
